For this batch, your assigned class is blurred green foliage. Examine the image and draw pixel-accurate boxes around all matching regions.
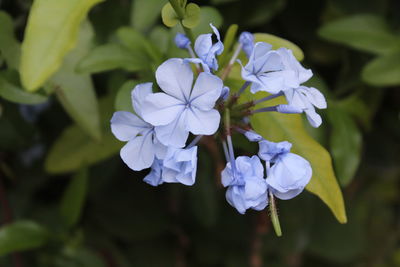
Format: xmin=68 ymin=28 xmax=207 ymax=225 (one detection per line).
xmin=0 ymin=0 xmax=399 ymax=266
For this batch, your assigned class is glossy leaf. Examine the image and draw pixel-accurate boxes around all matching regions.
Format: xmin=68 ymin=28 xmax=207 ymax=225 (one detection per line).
xmin=20 ymin=0 xmax=104 ymax=91
xmin=182 ymin=3 xmax=201 ymax=29
xmin=361 ymin=51 xmax=400 ymax=86
xmin=328 ymin=107 xmax=362 ymax=186
xmin=60 ymin=168 xmax=89 ymax=227
xmin=318 ymin=15 xmax=400 ymax=55
xmin=77 ymin=43 xmax=146 ymax=74
xmin=254 ymin=33 xmax=304 ymax=61
xmin=161 ymin=3 xmax=179 ymax=27
xmin=0 ymin=221 xmax=48 ymax=256
xmin=130 ymin=0 xmax=166 ymax=31
xmin=0 ymin=75 xmax=47 ymax=105
xmin=0 ymin=11 xmax=21 ymax=69
xmin=51 ymin=22 xmax=101 ymax=141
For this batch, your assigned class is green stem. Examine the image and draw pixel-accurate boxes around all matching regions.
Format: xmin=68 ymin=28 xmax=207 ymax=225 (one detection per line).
xmin=168 ymin=0 xmax=195 ymax=45
xmin=269 ymin=192 xmax=282 ymax=237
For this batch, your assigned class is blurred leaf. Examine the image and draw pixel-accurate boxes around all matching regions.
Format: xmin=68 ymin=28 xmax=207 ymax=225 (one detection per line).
xmin=192 ymin=6 xmax=223 ymax=36
xmin=45 ymin=97 xmax=121 ymax=174
xmin=182 ymin=3 xmax=201 ymax=29
xmin=130 ymin=0 xmax=165 ymax=32
xmin=149 ymin=26 xmax=170 ymax=54
xmin=218 ymin=24 xmax=238 ymax=67
xmin=60 ymin=169 xmax=89 ymax=228
xmin=361 ymin=51 xmax=400 ymax=86
xmin=20 ymin=0 xmax=104 ymax=91
xmin=328 ymin=107 xmax=362 ymax=186
xmin=336 ymin=94 xmax=371 ymax=129
xmin=117 ymin=27 xmax=162 ymax=65
xmin=245 ymin=0 xmax=285 ymax=27
xmin=318 ymin=14 xmax=400 ymax=55
xmin=254 ymin=33 xmax=304 ymax=61
xmin=0 ymin=75 xmax=47 ymax=105
xmin=239 ymin=87 xmax=347 ymax=223
xmin=161 ymin=3 xmax=179 ymax=27
xmin=115 ymin=80 xmax=137 ymax=112
xmin=77 ymin=43 xmax=146 ymax=74
xmin=0 ymin=11 xmax=21 ymax=69
xmin=51 ymin=22 xmax=101 ymax=141
xmin=0 ymin=221 xmax=48 ymax=256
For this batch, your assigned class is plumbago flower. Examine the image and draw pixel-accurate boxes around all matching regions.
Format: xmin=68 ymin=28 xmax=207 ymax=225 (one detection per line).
xmin=111 ymin=14 xmax=331 ymax=233
xmin=141 ymin=58 xmax=222 ymax=148
xmin=241 ymin=42 xmax=327 ymax=127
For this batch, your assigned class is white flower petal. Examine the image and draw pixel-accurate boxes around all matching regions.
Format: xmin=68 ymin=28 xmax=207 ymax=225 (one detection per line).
xmin=110 ymin=111 xmax=151 ymax=141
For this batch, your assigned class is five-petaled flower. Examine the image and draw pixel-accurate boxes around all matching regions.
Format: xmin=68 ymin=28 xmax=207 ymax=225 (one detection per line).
xmin=141 ymin=58 xmax=223 ymax=148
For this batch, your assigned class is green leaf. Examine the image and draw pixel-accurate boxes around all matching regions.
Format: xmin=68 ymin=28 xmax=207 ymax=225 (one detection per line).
xmin=318 ymin=14 xmax=400 ymax=55
xmin=192 ymin=6 xmax=223 ymax=36
xmin=45 ymin=98 xmax=122 ymax=174
xmin=254 ymin=33 xmax=304 ymax=61
xmin=182 ymin=3 xmax=201 ymax=29
xmin=0 ymin=75 xmax=47 ymax=105
xmin=116 ymin=27 xmax=162 ymax=65
xmin=161 ymin=3 xmax=179 ymax=27
xmin=328 ymin=107 xmax=362 ymax=186
xmin=115 ymin=80 xmax=137 ymax=112
xmin=51 ymin=22 xmax=101 ymax=141
xmin=60 ymin=168 xmax=89 ymax=227
xmin=0 ymin=220 xmax=48 ymax=256
xmin=77 ymin=43 xmax=146 ymax=74
xmin=361 ymin=51 xmax=400 ymax=86
xmin=20 ymin=0 xmax=104 ymax=92
xmin=0 ymin=11 xmax=21 ymax=69
xmin=218 ymin=24 xmax=238 ymax=67
xmin=149 ymin=26 xmax=170 ymax=55
xmin=241 ymin=89 xmax=347 ymax=223
xmin=130 ymin=0 xmax=166 ymax=32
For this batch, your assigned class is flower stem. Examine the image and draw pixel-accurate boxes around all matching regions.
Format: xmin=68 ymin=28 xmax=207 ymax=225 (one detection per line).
xmin=253 ymin=92 xmax=284 ymax=105
xmin=221 ymin=43 xmax=242 ymax=80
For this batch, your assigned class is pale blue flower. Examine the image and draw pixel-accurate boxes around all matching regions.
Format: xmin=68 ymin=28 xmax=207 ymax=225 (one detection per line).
xmin=243 ymin=130 xmax=263 ymax=142
xmin=241 ymin=43 xmax=313 ymax=94
xmin=284 ymin=86 xmax=327 ymax=127
xmin=174 ymin=33 xmax=191 ymax=49
xmin=239 ymin=31 xmax=254 ymax=58
xmin=110 ymin=83 xmax=166 ymax=171
xmin=258 ymin=140 xmax=312 ymax=200
xmin=241 ymin=42 xmax=291 ymax=94
xmin=258 ymin=140 xmax=292 ymax=162
xmin=143 ymin=159 xmax=164 ymax=186
xmin=141 ymin=58 xmax=223 ymax=148
xmin=266 ymin=152 xmax=312 ymax=200
xmin=220 ymin=86 xmax=230 ymax=101
xmin=162 ymin=146 xmax=198 ymax=186
xmin=222 ymin=156 xmax=268 ymax=214
xmin=193 ymin=24 xmax=224 ymax=71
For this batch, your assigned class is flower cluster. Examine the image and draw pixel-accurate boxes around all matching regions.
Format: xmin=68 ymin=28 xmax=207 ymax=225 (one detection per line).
xmin=111 ymin=25 xmax=327 ymax=216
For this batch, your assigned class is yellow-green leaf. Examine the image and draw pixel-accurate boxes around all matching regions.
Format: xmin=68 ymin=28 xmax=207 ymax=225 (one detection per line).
xmin=182 ymin=3 xmax=201 ymax=29
xmin=247 ymin=93 xmax=347 ymax=223
xmin=161 ymin=3 xmax=179 ymax=28
xmin=254 ymin=33 xmax=304 ymax=61
xmin=20 ymin=0 xmax=104 ymax=92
